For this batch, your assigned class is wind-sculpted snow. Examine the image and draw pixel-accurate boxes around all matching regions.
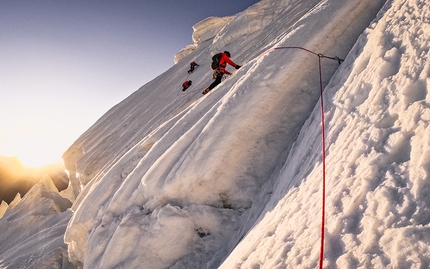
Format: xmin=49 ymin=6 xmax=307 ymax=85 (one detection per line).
xmin=175 ymin=16 xmax=233 ymax=63
xmin=174 ymin=44 xmax=197 ymax=64
xmin=61 ymin=0 xmax=388 ymax=268
xmin=5 ymin=0 xmax=430 ymax=268
xmin=212 ymin=0 xmax=314 ymax=50
xmin=0 ymin=176 xmax=73 ymax=268
xmin=192 ymin=16 xmax=233 ymax=45
xmin=220 ymin=0 xmax=430 ymax=268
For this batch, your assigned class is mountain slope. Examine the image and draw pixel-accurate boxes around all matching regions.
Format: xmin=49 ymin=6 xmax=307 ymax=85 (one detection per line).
xmin=61 ymin=0 xmax=386 ymax=268
xmin=220 ymin=1 xmax=430 ymax=267
xmin=3 ymin=0 xmax=430 ymax=268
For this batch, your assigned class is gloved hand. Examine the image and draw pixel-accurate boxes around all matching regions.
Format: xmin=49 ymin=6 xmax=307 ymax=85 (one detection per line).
xmin=235 ymin=65 xmax=241 ymax=69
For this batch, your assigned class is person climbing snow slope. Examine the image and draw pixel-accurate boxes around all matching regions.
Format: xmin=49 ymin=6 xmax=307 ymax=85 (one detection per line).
xmin=182 ymin=80 xmax=192 ymax=91
xmin=202 ymin=51 xmax=241 ymax=95
xmin=188 ymin=62 xmax=199 ymax=74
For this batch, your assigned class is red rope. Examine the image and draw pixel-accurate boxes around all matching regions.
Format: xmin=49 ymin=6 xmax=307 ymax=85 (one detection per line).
xmin=274 ymin=46 xmax=319 ymax=56
xmin=317 ymin=55 xmax=326 ymax=269
xmin=265 ymin=46 xmax=334 ymax=268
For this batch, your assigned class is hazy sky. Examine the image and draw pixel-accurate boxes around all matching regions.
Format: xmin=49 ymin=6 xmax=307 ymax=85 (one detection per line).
xmin=0 ymin=0 xmax=259 ymax=167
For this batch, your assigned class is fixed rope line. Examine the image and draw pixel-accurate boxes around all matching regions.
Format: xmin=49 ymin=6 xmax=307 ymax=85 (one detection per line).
xmin=270 ymin=46 xmax=343 ymax=269
xmin=182 ymin=47 xmax=342 ymax=268
xmin=318 ymin=54 xmax=327 ymax=269
xmin=274 ymin=46 xmax=344 ymax=64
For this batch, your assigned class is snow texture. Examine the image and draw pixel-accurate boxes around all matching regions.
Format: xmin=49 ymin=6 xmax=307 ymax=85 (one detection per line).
xmin=0 ymin=176 xmax=73 ymax=268
xmin=2 ymin=0 xmax=430 ymax=268
xmin=192 ymin=16 xmax=234 ymax=45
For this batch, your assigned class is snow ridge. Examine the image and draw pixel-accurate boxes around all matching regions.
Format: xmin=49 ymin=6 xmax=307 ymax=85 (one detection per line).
xmin=61 ymin=0 xmax=387 ymax=268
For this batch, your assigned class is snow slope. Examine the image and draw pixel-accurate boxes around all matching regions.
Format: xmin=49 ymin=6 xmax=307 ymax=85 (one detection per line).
xmin=62 ymin=0 xmax=386 ymax=267
xmin=0 ymin=176 xmax=73 ymax=268
xmin=220 ymin=1 xmax=430 ymax=267
xmin=2 ymin=0 xmax=430 ymax=268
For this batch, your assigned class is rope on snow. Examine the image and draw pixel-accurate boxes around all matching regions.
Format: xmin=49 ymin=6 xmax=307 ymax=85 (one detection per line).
xmin=270 ymin=46 xmax=343 ymax=269
xmin=180 ymin=46 xmax=343 ymax=268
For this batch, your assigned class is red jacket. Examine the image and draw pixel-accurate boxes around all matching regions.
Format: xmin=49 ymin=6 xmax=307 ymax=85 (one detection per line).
xmin=218 ymin=53 xmax=237 ymax=75
xmin=182 ymin=80 xmax=191 ymax=88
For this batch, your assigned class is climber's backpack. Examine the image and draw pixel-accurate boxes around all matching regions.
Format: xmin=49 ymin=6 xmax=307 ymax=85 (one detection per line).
xmin=210 ymin=53 xmax=222 ymax=70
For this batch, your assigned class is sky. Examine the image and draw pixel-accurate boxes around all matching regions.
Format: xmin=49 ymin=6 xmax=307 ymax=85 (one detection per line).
xmin=0 ymin=0 xmax=259 ymax=168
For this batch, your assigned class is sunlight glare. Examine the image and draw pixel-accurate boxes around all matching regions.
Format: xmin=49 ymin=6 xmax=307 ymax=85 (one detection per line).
xmin=0 ymin=133 xmax=65 ymax=168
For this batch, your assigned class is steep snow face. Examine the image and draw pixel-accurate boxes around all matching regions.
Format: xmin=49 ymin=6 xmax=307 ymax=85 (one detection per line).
xmin=220 ymin=0 xmax=430 ymax=268
xmin=62 ymin=0 xmax=387 ymax=268
xmin=3 ymin=0 xmax=430 ymax=268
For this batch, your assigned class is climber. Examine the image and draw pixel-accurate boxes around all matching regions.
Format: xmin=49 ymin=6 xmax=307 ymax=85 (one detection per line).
xmin=182 ymin=80 xmax=192 ymax=91
xmin=188 ymin=62 xmax=199 ymax=74
xmin=202 ymin=51 xmax=241 ymax=95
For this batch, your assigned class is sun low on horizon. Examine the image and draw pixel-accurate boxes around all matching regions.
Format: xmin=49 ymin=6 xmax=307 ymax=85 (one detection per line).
xmin=0 ymin=131 xmax=68 ymax=168
xmin=0 ymin=93 xmax=94 ymax=169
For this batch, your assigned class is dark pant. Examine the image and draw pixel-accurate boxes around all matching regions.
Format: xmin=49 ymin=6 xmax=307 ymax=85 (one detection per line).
xmin=208 ymin=72 xmax=224 ymax=90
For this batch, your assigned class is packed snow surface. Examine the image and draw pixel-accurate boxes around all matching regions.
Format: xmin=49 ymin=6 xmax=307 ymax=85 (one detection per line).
xmin=2 ymin=0 xmax=430 ymax=268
